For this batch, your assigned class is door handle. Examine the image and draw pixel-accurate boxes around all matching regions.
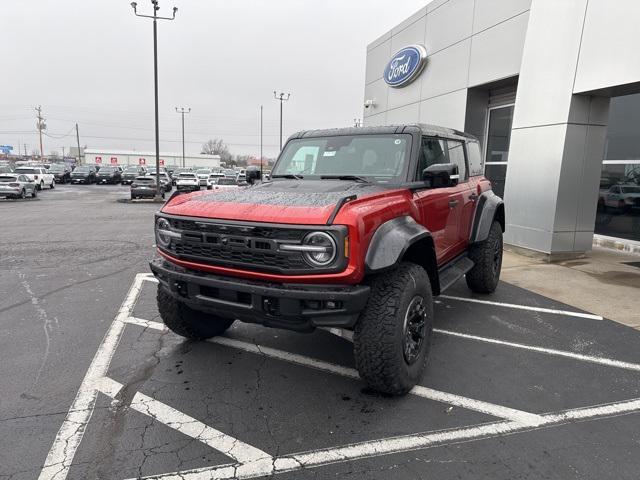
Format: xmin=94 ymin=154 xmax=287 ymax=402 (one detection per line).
xmin=469 ymin=193 xmax=478 ymax=201
xmin=448 ymin=200 xmax=459 ymax=208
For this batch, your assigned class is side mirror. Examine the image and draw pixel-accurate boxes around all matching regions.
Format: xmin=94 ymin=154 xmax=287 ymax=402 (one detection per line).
xmin=245 ymin=168 xmax=261 ymax=185
xmin=422 ymin=163 xmax=459 ymax=188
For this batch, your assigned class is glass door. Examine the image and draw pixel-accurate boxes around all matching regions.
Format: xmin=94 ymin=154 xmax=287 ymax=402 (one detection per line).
xmin=484 ymin=104 xmax=514 ymax=198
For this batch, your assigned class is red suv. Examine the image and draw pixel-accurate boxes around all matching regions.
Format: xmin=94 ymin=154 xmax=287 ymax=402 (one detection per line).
xmin=150 ymin=125 xmax=505 ymax=395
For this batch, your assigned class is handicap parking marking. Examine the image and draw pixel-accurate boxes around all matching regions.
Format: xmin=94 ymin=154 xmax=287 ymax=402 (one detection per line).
xmin=40 ymin=273 xmax=640 ymax=480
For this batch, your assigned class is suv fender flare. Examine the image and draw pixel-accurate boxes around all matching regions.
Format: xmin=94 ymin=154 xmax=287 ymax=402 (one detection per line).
xmin=470 ymin=190 xmax=505 ymax=244
xmin=365 ymin=217 xmax=440 ymax=292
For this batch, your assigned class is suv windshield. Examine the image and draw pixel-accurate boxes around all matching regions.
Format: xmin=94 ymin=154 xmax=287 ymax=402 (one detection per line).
xmin=15 ymin=168 xmax=36 ymax=174
xmin=272 ymin=134 xmax=411 ymax=182
xmin=75 ymin=167 xmax=92 ymax=173
xmin=49 ymin=165 xmax=65 ymax=172
xmin=218 ymin=178 xmax=237 ymax=185
xmin=124 ymin=167 xmax=139 ymax=173
xmin=99 ymin=166 xmax=115 ymax=172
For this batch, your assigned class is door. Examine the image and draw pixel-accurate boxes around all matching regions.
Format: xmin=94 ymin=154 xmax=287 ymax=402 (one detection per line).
xmin=484 ymin=104 xmax=514 ymax=199
xmin=413 ymin=137 xmax=469 ymax=265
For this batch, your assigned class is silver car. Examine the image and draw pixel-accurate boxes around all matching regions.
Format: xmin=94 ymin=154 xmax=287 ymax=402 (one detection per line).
xmin=0 ymin=174 xmax=38 ymax=199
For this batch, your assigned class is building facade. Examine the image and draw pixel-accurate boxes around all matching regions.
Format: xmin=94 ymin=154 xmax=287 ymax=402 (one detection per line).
xmin=83 ymin=149 xmax=220 ymax=170
xmin=364 ymin=0 xmax=640 ymax=256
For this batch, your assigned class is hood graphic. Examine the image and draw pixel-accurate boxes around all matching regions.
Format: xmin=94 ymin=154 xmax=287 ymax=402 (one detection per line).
xmin=162 ymin=179 xmax=388 ymax=224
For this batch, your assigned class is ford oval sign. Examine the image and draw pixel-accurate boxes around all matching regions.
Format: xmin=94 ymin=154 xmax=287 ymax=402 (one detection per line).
xmin=384 ymin=45 xmax=428 ymax=88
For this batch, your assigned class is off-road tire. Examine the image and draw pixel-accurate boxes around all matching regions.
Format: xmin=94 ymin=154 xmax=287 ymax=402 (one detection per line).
xmin=157 ymin=286 xmax=234 ymax=340
xmin=354 ymin=262 xmax=433 ymax=396
xmin=466 ymin=220 xmax=503 ymax=294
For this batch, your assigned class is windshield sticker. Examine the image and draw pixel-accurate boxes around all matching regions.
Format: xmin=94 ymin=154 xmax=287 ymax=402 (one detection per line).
xmin=323 ymin=151 xmax=337 ymax=157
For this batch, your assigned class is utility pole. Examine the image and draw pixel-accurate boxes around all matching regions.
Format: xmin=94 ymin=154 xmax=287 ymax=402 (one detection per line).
xmin=23 ymin=144 xmax=27 ymax=157
xmin=175 ymin=107 xmax=190 ymax=168
xmin=273 ymin=91 xmax=290 ymax=151
xmin=354 ymin=118 xmax=362 ymax=128
xmin=35 ymin=106 xmax=46 ymax=161
xmin=260 ymin=105 xmax=263 ymax=177
xmin=131 ymin=0 xmax=178 ymax=200
xmin=62 ymin=146 xmax=66 ymax=160
xmin=76 ymin=123 xmax=82 ymax=165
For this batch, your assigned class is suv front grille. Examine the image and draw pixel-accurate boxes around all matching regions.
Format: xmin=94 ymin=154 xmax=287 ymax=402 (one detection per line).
xmin=161 ymin=217 xmax=344 ymax=274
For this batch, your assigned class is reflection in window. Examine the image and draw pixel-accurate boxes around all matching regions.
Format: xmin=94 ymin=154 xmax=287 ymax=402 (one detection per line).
xmin=605 ymin=94 xmax=640 ymax=160
xmin=595 ymin=162 xmax=640 ymax=242
xmin=485 ymin=105 xmax=514 ymax=163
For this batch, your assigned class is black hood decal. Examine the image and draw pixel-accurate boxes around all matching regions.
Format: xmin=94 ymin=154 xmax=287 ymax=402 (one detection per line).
xmin=195 ymin=179 xmax=387 ymax=207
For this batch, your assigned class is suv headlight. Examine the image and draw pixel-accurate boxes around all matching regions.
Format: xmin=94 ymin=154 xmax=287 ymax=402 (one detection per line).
xmin=155 ymin=217 xmax=180 ymax=247
xmin=302 ymin=231 xmax=337 ymax=266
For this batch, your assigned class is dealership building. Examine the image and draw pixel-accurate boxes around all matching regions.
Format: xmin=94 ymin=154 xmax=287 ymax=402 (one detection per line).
xmin=83 ymin=149 xmax=220 ymax=170
xmin=364 ymin=0 xmax=640 ymax=257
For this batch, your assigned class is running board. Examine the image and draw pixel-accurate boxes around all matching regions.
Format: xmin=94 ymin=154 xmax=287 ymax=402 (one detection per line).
xmin=438 ymin=255 xmax=474 ymax=293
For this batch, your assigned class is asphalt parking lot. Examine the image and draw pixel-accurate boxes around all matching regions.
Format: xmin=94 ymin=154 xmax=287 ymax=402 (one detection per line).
xmin=1 ymin=184 xmax=640 ymax=480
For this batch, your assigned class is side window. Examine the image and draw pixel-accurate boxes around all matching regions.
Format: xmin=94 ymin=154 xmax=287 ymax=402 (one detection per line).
xmin=19 ymin=175 xmax=27 ymax=182
xmin=447 ymin=140 xmax=467 ymax=181
xmin=416 ymin=137 xmax=447 ymax=180
xmin=467 ymin=141 xmax=483 ymax=176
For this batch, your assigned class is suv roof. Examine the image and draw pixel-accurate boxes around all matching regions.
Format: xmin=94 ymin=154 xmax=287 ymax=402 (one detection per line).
xmin=288 ymin=124 xmax=477 ymax=143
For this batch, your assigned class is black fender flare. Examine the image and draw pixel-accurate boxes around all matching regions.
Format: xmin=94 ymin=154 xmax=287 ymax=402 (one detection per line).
xmin=470 ymin=190 xmax=505 ymax=244
xmin=365 ymin=216 xmax=433 ymax=273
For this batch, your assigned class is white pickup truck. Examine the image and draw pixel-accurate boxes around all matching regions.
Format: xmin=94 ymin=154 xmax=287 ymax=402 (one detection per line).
xmin=14 ymin=166 xmax=55 ymax=190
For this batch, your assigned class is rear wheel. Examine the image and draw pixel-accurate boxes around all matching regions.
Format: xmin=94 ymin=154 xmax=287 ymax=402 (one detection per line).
xmin=157 ymin=287 xmax=234 ymax=339
xmin=38 ymin=181 xmax=44 ymax=190
xmin=50 ymin=180 xmax=55 ymax=189
xmin=466 ymin=220 xmax=503 ymax=294
xmin=354 ymin=262 xmax=433 ymax=396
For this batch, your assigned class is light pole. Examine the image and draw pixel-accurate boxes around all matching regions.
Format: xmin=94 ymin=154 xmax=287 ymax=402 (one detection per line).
xmin=273 ymin=91 xmax=290 ymax=151
xmin=131 ymin=1 xmax=177 ymax=200
xmin=175 ymin=107 xmax=190 ymax=168
xmin=259 ymin=105 xmax=263 ymax=177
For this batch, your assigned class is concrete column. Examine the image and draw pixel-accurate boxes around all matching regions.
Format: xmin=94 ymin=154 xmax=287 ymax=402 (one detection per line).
xmin=503 ymin=0 xmax=610 ymax=258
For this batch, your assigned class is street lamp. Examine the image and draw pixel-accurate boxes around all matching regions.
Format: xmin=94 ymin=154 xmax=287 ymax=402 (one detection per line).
xmin=273 ymin=91 xmax=290 ymax=152
xmin=131 ymin=1 xmax=177 ymax=200
xmin=175 ymin=107 xmax=191 ymax=168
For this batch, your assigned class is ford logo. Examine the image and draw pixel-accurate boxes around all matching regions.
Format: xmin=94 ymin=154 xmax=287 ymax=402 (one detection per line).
xmin=383 ymin=45 xmax=428 ymax=88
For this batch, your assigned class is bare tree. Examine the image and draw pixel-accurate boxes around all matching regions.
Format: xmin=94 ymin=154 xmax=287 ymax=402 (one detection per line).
xmin=201 ymin=139 xmax=232 ymax=163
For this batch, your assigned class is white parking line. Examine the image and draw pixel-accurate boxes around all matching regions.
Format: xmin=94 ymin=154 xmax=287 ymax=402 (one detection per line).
xmin=38 ymin=273 xmax=148 ymax=480
xmin=438 ymin=295 xmax=604 ymax=320
xmin=434 ymin=328 xmax=640 ymax=372
xmin=93 ymin=377 xmax=271 ymax=464
xmin=132 ymin=396 xmax=640 ymax=480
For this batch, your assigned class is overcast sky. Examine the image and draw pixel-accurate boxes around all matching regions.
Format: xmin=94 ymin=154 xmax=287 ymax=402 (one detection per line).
xmin=0 ymin=0 xmax=427 ymax=159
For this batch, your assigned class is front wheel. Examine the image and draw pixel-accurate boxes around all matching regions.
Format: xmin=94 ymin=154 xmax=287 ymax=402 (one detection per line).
xmin=50 ymin=181 xmax=55 ymax=189
xmin=466 ymin=220 xmax=503 ymax=294
xmin=38 ymin=181 xmax=44 ymax=190
xmin=31 ymin=188 xmax=37 ymax=198
xmin=19 ymin=189 xmax=26 ymax=199
xmin=157 ymin=287 xmax=234 ymax=339
xmin=354 ymin=262 xmax=433 ymax=396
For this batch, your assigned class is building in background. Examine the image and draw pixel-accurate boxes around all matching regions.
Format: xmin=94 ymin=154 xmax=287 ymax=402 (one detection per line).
xmin=83 ymin=149 xmax=220 ymax=170
xmin=364 ymin=0 xmax=640 ymax=256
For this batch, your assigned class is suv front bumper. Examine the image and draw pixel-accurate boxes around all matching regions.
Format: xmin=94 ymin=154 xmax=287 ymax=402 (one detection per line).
xmin=149 ymin=257 xmax=370 ymax=332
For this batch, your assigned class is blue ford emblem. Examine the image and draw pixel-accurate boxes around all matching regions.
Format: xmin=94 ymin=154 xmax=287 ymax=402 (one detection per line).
xmin=384 ymin=45 xmax=428 ymax=88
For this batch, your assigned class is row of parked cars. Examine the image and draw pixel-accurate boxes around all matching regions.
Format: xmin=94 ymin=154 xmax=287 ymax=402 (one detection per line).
xmin=0 ymin=165 xmax=56 ymax=199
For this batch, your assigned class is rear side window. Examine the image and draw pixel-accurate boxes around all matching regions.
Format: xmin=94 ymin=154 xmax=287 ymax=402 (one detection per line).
xmin=467 ymin=141 xmax=483 ymax=176
xmin=447 ymin=140 xmax=467 ymax=181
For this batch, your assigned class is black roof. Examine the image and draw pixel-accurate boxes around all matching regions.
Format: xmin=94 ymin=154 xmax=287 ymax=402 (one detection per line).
xmin=288 ymin=124 xmax=477 ymax=143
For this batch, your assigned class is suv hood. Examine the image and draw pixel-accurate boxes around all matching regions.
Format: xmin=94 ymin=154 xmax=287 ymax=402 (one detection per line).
xmin=162 ymin=179 xmax=388 ymax=224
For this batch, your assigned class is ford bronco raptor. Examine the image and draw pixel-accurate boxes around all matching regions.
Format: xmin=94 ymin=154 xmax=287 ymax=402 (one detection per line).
xmin=150 ymin=124 xmax=505 ymax=395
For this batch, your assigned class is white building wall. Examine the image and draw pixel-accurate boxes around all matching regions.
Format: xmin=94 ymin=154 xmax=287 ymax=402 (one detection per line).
xmin=363 ymin=0 xmax=531 ymax=130
xmin=83 ymin=150 xmax=220 ymax=169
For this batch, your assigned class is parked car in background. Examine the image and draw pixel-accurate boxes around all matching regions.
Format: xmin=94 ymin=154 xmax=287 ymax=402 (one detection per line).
xmin=207 ymin=172 xmax=226 ymax=189
xmin=599 ymin=184 xmax=640 ymax=211
xmin=0 ymin=165 xmax=14 ymax=174
xmin=96 ymin=165 xmax=123 ymax=184
xmin=131 ymin=176 xmax=164 ymax=200
xmin=14 ymin=166 xmax=55 ymax=190
xmin=195 ymin=169 xmax=212 ymax=187
xmin=121 ymin=165 xmax=147 ymax=185
xmin=209 ymin=177 xmax=240 ymax=191
xmin=222 ymin=168 xmax=236 ymax=178
xmin=236 ymin=168 xmax=247 ymax=183
xmin=175 ymin=172 xmax=200 ymax=192
xmin=147 ymin=168 xmax=173 ymax=192
xmin=170 ymin=167 xmax=192 ymax=185
xmin=0 ymin=174 xmax=38 ymax=199
xmin=70 ymin=165 xmax=97 ymax=184
xmin=49 ymin=163 xmax=72 ymax=184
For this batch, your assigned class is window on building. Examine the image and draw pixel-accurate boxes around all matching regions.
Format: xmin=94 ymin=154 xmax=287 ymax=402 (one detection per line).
xmin=595 ymin=93 xmax=640 ymax=243
xmin=484 ymin=104 xmax=514 ymax=198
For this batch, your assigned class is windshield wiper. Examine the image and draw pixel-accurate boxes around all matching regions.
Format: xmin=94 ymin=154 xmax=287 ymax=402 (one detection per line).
xmin=272 ymin=174 xmax=303 ymax=180
xmin=320 ymin=175 xmax=370 ymax=183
